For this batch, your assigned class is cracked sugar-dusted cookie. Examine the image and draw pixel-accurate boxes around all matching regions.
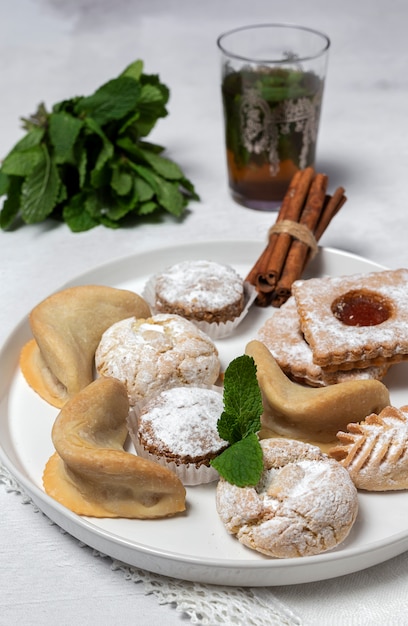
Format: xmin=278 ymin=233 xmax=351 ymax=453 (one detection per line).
xmin=95 ymin=313 xmax=220 ymax=406
xmin=216 ymin=438 xmax=358 ymax=558
xmin=330 ymin=405 xmax=408 ymax=491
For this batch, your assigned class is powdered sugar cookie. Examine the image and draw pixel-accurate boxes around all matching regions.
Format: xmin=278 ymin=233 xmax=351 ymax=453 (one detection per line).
xmin=95 ymin=313 xmax=220 ymax=406
xmin=292 ymin=269 xmax=408 ymax=371
xmin=216 ymin=438 xmax=358 ymax=558
xmin=128 ymin=385 xmax=228 ymax=485
xmin=144 ymin=260 xmax=256 ymax=339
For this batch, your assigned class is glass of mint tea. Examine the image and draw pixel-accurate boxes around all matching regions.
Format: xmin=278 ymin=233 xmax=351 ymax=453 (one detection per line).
xmin=217 ymin=24 xmax=330 ymax=210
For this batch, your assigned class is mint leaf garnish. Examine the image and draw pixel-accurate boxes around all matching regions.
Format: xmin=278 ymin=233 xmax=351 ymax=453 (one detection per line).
xmin=211 ymin=434 xmax=263 ymax=488
xmin=210 ymin=355 xmax=264 ymax=487
xmin=0 ymin=60 xmax=199 ymax=232
xmin=218 ymin=354 xmax=264 ymax=444
xmin=73 ymin=77 xmax=142 ymax=126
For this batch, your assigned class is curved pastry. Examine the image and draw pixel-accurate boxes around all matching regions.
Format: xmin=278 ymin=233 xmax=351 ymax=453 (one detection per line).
xmin=43 ymin=377 xmax=186 ymax=518
xmin=329 ymin=405 xmax=408 ymax=491
xmin=20 ymin=285 xmax=150 ymax=407
xmin=245 ymin=340 xmax=390 ymax=445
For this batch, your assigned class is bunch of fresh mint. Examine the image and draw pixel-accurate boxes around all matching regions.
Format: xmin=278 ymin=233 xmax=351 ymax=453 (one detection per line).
xmin=0 ymin=60 xmax=199 ymax=232
xmin=211 ymin=355 xmax=264 ymax=487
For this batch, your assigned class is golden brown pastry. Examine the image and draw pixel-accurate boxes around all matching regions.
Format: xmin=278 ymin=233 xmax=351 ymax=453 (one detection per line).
xmin=43 ymin=377 xmax=186 ymax=518
xmin=20 ymin=285 xmax=150 ymax=408
xmin=245 ymin=340 xmax=390 ymax=446
xmin=329 ymin=405 xmax=408 ymax=491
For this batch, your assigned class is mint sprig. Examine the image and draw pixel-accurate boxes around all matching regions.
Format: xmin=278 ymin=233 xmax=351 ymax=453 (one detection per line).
xmin=0 ymin=60 xmax=199 ymax=232
xmin=210 ymin=355 xmax=264 ymax=487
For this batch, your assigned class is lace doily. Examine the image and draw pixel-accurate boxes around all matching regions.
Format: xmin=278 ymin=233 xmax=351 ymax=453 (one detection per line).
xmin=0 ymin=463 xmax=301 ymax=625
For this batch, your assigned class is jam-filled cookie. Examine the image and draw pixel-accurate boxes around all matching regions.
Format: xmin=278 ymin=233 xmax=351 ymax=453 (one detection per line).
xmin=292 ymin=268 xmax=408 ymax=371
xmin=257 ymin=296 xmax=389 ymax=387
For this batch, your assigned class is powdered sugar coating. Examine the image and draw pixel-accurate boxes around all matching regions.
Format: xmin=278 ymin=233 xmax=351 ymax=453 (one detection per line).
xmin=258 ymin=297 xmax=389 ymax=386
xmin=95 ymin=314 xmax=220 ymax=406
xmin=258 ymin=297 xmax=323 ymax=384
xmin=216 ymin=438 xmax=358 ymax=558
xmin=134 ymin=386 xmax=226 ymax=458
xmin=128 ymin=385 xmax=228 ymax=485
xmin=153 ymin=260 xmax=245 ymax=322
xmin=330 ymin=404 xmax=408 ymax=491
xmin=292 ymin=269 xmax=408 ymax=368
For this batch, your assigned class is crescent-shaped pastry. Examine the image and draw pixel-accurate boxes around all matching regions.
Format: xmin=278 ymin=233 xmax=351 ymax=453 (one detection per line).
xmin=245 ymin=340 xmax=390 ymax=446
xmin=43 ymin=377 xmax=186 ymax=518
xmin=329 ymin=405 xmax=408 ymax=491
xmin=20 ymin=285 xmax=151 ymax=408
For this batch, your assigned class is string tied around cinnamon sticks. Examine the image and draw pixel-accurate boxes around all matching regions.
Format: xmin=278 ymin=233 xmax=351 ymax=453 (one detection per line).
xmin=246 ymin=167 xmax=347 ymax=308
xmin=268 ymin=219 xmax=319 ymax=260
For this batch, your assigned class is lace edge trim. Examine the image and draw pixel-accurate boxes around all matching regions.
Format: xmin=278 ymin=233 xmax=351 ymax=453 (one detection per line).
xmin=0 ymin=463 xmax=302 ymax=626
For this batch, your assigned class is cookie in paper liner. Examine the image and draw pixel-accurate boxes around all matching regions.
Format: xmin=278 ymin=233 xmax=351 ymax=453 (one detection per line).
xmin=143 ymin=259 xmax=256 ymax=339
xmin=127 ymin=385 xmax=228 ymax=485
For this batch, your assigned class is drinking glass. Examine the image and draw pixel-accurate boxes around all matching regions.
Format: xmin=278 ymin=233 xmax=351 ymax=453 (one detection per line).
xmin=217 ymin=24 xmax=330 ymax=210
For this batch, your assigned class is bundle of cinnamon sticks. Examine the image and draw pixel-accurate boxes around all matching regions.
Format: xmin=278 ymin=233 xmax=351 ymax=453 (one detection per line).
xmin=246 ymin=167 xmax=347 ymax=307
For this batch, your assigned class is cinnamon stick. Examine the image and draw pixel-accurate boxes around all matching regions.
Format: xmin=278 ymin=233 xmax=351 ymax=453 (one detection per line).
xmin=246 ymin=242 xmax=277 ymax=293
xmin=262 ymin=166 xmax=315 ymax=289
xmin=314 ymin=187 xmax=346 ymax=241
xmin=245 ymin=167 xmax=315 ymax=291
xmin=273 ymin=186 xmax=347 ymax=306
xmin=254 ymin=289 xmax=274 ymax=307
xmin=272 ymin=173 xmax=328 ymax=304
xmin=246 ymin=168 xmax=347 ymax=308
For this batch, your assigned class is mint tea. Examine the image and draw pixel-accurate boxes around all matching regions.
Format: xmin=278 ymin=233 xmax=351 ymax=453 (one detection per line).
xmin=221 ymin=66 xmax=324 ymax=208
xmin=217 ymin=24 xmax=330 ymax=210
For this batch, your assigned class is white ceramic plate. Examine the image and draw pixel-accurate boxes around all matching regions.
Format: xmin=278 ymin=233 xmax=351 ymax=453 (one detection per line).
xmin=1 ymin=241 xmax=408 ymax=587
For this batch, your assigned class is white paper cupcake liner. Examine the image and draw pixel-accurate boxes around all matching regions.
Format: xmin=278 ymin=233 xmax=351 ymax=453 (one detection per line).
xmin=142 ymin=275 xmax=256 ymax=340
xmin=131 ymin=442 xmax=221 ymax=486
xmin=126 ymin=385 xmax=225 ymax=486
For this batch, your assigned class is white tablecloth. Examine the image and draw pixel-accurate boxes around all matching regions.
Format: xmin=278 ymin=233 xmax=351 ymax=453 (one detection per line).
xmin=2 ymin=1 xmax=408 ymax=623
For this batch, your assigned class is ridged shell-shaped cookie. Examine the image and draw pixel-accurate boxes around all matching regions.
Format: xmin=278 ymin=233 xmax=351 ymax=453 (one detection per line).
xmin=329 ymin=405 xmax=408 ymax=491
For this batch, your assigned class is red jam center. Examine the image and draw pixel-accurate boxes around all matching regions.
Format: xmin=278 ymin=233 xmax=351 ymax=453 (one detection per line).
xmin=331 ymin=290 xmax=392 ymax=327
